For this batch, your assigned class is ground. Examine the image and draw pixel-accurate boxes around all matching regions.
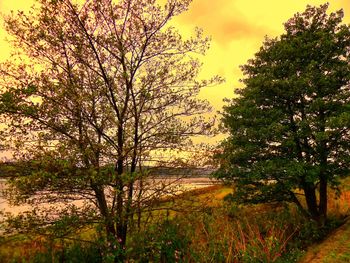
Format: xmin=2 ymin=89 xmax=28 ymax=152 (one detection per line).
xmin=300 ymin=217 xmax=350 ymax=263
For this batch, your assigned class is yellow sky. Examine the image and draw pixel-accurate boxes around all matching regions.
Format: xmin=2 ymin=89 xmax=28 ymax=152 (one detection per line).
xmin=172 ymin=0 xmax=350 ymax=110
xmin=0 ymin=0 xmax=349 ymax=111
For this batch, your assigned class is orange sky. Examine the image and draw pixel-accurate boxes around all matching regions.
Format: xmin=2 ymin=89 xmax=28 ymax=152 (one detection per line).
xmin=172 ymin=0 xmax=350 ymax=110
xmin=0 ymin=0 xmax=349 ymax=111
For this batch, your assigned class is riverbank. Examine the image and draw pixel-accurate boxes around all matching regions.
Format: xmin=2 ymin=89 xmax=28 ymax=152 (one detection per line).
xmin=2 ymin=179 xmax=350 ymax=262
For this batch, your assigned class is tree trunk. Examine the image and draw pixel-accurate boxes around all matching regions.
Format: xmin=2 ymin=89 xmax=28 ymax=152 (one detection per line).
xmin=92 ymin=184 xmax=116 ymax=237
xmin=116 ymin=121 xmax=126 ymax=245
xmin=115 ymin=159 xmax=125 ymax=243
xmin=319 ymin=175 xmax=328 ymax=224
xmin=121 ymin=153 xmax=137 ymax=249
xmin=303 ymin=184 xmax=320 ymax=220
xmin=318 ymin=109 xmax=328 ymax=224
xmin=289 ymin=191 xmax=309 ymax=218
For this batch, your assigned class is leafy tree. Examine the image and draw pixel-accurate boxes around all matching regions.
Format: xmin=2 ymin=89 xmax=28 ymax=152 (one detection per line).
xmin=216 ymin=4 xmax=350 ymax=223
xmin=0 ymin=0 xmax=221 ymax=255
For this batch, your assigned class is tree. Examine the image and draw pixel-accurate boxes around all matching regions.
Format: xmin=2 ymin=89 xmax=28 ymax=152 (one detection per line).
xmin=0 ymin=0 xmax=221 ymax=256
xmin=215 ymin=4 xmax=350 ymax=223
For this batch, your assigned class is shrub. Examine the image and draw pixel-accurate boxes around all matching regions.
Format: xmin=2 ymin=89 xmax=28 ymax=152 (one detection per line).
xmin=128 ymin=220 xmax=193 ymax=262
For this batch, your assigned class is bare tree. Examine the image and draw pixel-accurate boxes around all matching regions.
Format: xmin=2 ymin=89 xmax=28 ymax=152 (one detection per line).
xmin=0 ymin=0 xmax=222 ymax=256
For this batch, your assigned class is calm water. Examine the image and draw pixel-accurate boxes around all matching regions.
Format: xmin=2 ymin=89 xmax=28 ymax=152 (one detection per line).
xmin=0 ymin=177 xmax=217 ymax=217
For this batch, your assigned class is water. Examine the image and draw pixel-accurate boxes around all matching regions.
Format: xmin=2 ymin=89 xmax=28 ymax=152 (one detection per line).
xmin=0 ymin=177 xmax=217 ymax=217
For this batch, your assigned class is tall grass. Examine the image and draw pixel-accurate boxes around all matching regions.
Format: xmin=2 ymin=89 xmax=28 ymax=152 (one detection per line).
xmin=2 ymin=182 xmax=350 ymax=262
xmin=178 ymin=205 xmax=299 ymax=262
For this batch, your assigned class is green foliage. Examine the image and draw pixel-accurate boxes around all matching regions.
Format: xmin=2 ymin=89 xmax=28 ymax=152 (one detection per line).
xmin=0 ymin=0 xmax=222 ymax=253
xmin=128 ymin=220 xmax=192 ymax=262
xmin=215 ymin=3 xmax=350 ymax=220
xmin=4 ymin=242 xmax=103 ymax=263
xmin=4 ymin=185 xmax=348 ymax=263
xmin=30 ymin=243 xmax=103 ymax=263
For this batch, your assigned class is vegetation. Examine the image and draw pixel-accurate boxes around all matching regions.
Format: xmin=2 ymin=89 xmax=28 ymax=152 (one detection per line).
xmin=2 ymin=182 xmax=350 ymax=262
xmin=1 ymin=1 xmax=350 ymax=262
xmin=300 ymin=219 xmax=350 ymax=262
xmin=0 ymin=0 xmax=221 ymax=257
xmin=215 ymin=4 xmax=350 ymax=223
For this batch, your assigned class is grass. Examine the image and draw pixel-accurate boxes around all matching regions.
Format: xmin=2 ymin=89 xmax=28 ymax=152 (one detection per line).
xmin=0 ymin=234 xmax=47 ymax=262
xmin=2 ymin=180 xmax=350 ymax=262
xmin=0 ymin=185 xmax=231 ymax=261
xmin=298 ymin=177 xmax=350 ymax=263
xmin=299 ymin=218 xmax=350 ymax=263
xmin=129 ymin=188 xmax=301 ymax=262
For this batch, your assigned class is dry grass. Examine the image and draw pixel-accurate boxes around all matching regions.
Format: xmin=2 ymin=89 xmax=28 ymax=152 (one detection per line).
xmin=2 ymin=180 xmax=350 ymax=263
xmin=328 ymin=190 xmax=350 ymax=217
xmin=0 ymin=235 xmax=48 ymax=261
xmin=177 ymin=202 xmax=297 ymax=263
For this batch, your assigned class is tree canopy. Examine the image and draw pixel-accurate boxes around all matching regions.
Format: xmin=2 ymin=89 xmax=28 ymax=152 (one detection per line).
xmin=0 ymin=0 xmax=221 ymax=254
xmin=215 ymin=3 xmax=350 ymax=222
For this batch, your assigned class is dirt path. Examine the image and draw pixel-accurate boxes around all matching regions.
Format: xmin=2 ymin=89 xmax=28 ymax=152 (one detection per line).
xmin=299 ymin=218 xmax=350 ymax=263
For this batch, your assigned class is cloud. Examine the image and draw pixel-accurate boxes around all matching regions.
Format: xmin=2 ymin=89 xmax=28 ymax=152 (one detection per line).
xmin=175 ymin=0 xmax=350 ymax=46
xmin=175 ymin=0 xmax=271 ymax=45
xmin=218 ymin=17 xmax=267 ymax=41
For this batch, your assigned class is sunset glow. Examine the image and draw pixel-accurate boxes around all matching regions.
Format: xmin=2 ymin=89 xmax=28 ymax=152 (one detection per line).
xmin=1 ymin=2 xmax=350 ymax=259
xmin=0 ymin=0 xmax=349 ymax=109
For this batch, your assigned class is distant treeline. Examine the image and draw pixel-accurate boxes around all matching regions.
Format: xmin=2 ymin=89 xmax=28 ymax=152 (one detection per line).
xmin=0 ymin=161 xmax=215 ymax=178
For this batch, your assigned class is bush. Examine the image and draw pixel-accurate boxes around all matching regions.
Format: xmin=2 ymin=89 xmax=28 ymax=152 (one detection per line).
xmin=23 ymin=242 xmax=103 ymax=263
xmin=128 ymin=220 xmax=193 ymax=262
xmin=149 ymin=205 xmax=299 ymax=262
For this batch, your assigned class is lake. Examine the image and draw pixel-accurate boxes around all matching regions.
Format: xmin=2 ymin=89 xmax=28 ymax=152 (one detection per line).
xmin=0 ymin=177 xmax=218 ymax=217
